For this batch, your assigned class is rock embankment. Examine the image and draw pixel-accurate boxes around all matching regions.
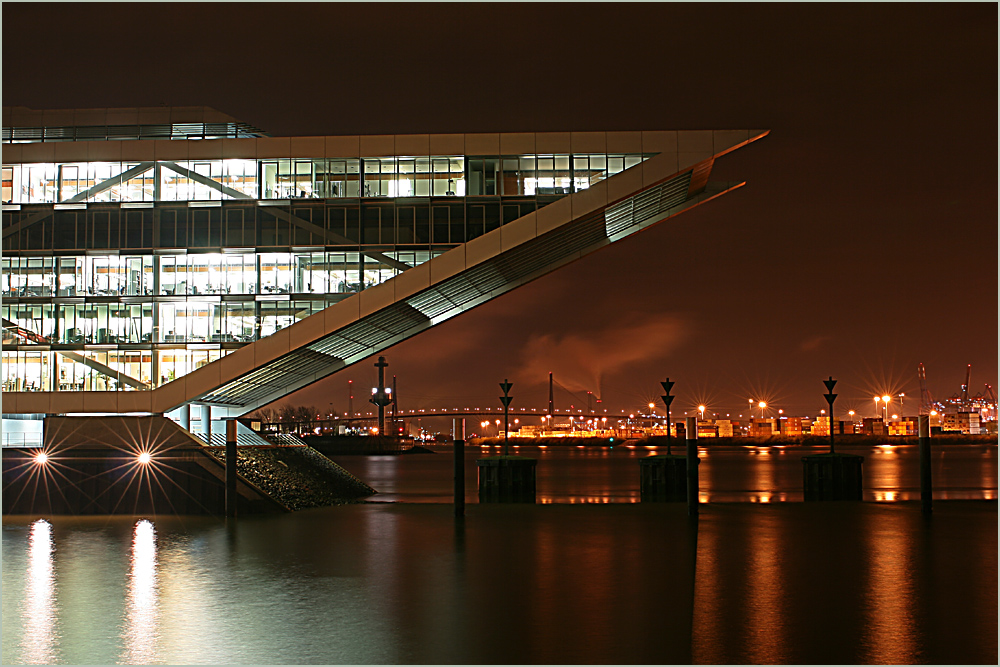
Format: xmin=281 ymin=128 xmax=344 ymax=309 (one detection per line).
xmin=206 ymin=446 xmax=376 ymax=510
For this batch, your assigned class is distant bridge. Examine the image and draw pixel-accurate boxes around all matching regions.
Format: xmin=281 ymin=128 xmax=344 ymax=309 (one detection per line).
xmin=262 ymin=406 xmax=665 ymax=435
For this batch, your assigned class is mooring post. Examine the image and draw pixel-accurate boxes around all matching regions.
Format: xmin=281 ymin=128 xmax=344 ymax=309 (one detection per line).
xmin=454 ymin=418 xmax=465 ymax=517
xmin=686 ymin=416 xmax=699 ymax=516
xmin=225 ymin=418 xmax=238 ymax=518
xmin=919 ymin=414 xmax=932 ymax=515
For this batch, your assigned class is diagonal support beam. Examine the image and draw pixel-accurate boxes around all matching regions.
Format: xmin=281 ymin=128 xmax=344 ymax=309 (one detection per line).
xmin=157 ymin=162 xmax=412 ymax=273
xmin=54 ymin=349 xmax=151 ymax=390
xmin=64 ymin=162 xmax=156 ymax=203
xmin=158 ymin=161 xmax=253 ymax=200
xmin=261 ymin=206 xmax=412 ymax=273
xmin=2 ymin=318 xmax=150 ymax=390
xmin=1 ymin=207 xmax=53 ymax=239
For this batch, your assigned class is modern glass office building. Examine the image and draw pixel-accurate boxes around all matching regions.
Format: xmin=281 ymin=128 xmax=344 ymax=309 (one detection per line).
xmin=2 ymin=107 xmax=657 ymax=395
xmin=2 ymin=106 xmax=766 ymax=436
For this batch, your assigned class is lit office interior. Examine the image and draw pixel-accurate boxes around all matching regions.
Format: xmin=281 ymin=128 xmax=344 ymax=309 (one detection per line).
xmin=3 ymin=154 xmax=646 ymax=204
xmin=2 ymin=153 xmax=650 ymax=392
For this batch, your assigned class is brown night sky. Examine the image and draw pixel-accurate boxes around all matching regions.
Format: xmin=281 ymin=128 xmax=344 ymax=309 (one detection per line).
xmin=4 ymin=3 xmax=996 ymax=420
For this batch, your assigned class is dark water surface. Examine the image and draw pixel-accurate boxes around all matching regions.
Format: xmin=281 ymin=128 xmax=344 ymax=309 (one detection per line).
xmin=2 ymin=444 xmax=996 ymax=664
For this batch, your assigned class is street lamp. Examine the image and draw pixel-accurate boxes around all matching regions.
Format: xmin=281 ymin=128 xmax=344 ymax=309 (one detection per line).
xmin=881 ymin=395 xmax=891 ymax=422
xmin=758 ymin=401 xmax=767 ymax=419
xmin=874 ymin=396 xmax=881 ymax=419
xmin=698 ymin=405 xmax=706 ymax=421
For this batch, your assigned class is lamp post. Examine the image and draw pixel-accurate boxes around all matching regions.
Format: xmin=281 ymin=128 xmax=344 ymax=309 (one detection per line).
xmin=369 ymin=356 xmax=392 ymax=436
xmin=881 ymin=395 xmax=891 ymax=422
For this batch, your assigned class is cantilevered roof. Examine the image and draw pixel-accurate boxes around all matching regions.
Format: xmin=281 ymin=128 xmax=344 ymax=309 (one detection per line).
xmin=3 ymin=129 xmax=768 ymax=417
xmin=1 ymin=106 xmax=268 ymax=142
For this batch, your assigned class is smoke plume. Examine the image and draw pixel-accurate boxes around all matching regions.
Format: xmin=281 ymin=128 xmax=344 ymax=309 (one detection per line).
xmin=515 ymin=313 xmax=690 ymax=395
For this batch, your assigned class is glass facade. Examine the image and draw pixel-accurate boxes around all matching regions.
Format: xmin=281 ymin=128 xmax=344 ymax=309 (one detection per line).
xmin=2 ymin=154 xmax=643 ymax=205
xmin=2 ymin=150 xmax=651 ymax=394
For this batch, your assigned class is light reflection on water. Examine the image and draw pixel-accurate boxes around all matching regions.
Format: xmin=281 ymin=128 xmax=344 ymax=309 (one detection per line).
xmin=338 ymin=443 xmax=997 ymax=503
xmin=120 ymin=520 xmax=159 ymax=664
xmin=20 ymin=519 xmax=59 ymax=665
xmin=745 ymin=512 xmax=787 ymax=664
xmin=3 ymin=501 xmax=998 ymax=665
xmin=861 ymin=511 xmax=917 ymax=663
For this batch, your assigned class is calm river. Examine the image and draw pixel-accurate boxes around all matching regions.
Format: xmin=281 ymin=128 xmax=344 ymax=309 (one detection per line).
xmin=3 ymin=443 xmax=997 ymax=664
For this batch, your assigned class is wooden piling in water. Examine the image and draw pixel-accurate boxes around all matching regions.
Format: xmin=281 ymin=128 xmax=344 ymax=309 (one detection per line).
xmin=919 ymin=415 xmax=932 ymax=514
xmin=225 ymin=419 xmax=238 ymax=518
xmin=686 ymin=416 xmax=699 ymax=516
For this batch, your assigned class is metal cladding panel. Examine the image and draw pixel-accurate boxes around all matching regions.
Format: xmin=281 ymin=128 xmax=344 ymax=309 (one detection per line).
xmin=308 ymin=335 xmax=367 ymax=360
xmin=196 ymin=301 xmax=435 ymax=407
xmin=407 ymin=289 xmax=456 ymax=320
xmin=199 ymin=348 xmax=340 ymax=405
xmin=605 ymin=172 xmax=692 ymax=239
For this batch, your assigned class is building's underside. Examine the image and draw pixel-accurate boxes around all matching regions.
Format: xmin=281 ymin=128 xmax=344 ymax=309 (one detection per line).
xmin=2 ymin=121 xmax=767 ymax=421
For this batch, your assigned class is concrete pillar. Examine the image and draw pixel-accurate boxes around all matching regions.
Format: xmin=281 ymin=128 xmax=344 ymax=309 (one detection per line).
xmin=639 ymin=455 xmax=687 ymax=502
xmin=477 ymin=456 xmax=536 ymax=503
xmin=179 ymin=404 xmax=191 ymax=430
xmin=199 ymin=404 xmax=212 ymax=437
xmin=802 ymin=452 xmax=865 ymax=500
